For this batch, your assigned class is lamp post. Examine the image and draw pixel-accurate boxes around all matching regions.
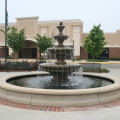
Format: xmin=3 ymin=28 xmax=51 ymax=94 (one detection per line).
xmin=5 ymin=0 xmax=7 ymax=64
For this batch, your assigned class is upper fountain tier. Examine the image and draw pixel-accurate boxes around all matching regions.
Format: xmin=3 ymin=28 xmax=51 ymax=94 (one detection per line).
xmin=53 ymin=22 xmax=69 ymax=47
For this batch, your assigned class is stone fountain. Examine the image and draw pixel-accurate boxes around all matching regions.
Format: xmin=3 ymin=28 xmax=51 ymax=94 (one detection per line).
xmin=39 ymin=22 xmax=81 ymax=84
xmin=0 ymin=22 xmax=116 ymax=106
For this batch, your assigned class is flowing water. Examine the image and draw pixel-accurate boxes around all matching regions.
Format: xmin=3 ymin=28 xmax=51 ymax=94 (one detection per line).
xmin=8 ymin=74 xmax=113 ymax=89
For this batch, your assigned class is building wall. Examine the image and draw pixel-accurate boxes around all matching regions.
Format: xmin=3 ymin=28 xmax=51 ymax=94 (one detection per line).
xmin=21 ymin=48 xmax=32 ymax=58
xmin=0 ymin=48 xmax=8 ymax=58
xmin=37 ymin=20 xmax=83 ymax=46
xmin=0 ymin=48 xmax=5 ymax=58
xmin=109 ymin=47 xmax=120 ymax=58
xmin=104 ymin=30 xmax=120 ymax=46
xmin=80 ymin=47 xmax=88 ymax=60
xmin=82 ymin=30 xmax=120 ymax=47
xmin=16 ymin=17 xmax=38 ymax=40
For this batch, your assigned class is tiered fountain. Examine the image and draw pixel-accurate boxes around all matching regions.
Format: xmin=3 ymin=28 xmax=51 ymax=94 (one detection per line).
xmin=39 ymin=22 xmax=81 ymax=84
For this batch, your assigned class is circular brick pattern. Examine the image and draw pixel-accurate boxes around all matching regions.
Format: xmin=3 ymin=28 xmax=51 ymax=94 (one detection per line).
xmin=0 ymin=97 xmax=120 ymax=112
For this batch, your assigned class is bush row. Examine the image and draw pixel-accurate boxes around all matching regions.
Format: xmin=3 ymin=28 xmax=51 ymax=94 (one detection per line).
xmin=109 ymin=58 xmax=120 ymax=60
xmin=0 ymin=61 xmax=39 ymax=70
xmin=83 ymin=68 xmax=109 ymax=73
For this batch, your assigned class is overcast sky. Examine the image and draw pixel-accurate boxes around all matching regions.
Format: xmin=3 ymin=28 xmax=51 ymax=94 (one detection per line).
xmin=0 ymin=0 xmax=120 ymax=33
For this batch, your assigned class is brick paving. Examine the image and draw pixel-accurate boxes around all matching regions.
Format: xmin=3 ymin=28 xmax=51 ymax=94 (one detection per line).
xmin=0 ymin=97 xmax=120 ymax=112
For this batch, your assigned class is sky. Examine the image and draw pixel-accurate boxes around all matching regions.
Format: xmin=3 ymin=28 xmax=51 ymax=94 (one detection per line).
xmin=0 ymin=0 xmax=120 ymax=33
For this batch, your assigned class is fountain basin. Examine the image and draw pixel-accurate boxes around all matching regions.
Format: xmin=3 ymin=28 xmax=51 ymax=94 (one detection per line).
xmin=39 ymin=63 xmax=81 ymax=83
xmin=39 ymin=63 xmax=81 ymax=72
xmin=0 ymin=72 xmax=120 ymax=107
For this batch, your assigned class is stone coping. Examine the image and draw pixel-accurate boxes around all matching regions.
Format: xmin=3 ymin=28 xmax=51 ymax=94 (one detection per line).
xmin=0 ymin=72 xmax=120 ymax=107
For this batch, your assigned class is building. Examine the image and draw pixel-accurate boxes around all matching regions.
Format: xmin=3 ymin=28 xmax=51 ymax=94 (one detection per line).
xmin=0 ymin=16 xmax=120 ymax=60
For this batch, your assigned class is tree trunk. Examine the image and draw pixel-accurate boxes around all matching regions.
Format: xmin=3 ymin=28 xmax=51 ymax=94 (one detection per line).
xmin=43 ymin=52 xmax=45 ymax=62
xmin=13 ymin=52 xmax=15 ymax=62
xmin=40 ymin=53 xmax=41 ymax=60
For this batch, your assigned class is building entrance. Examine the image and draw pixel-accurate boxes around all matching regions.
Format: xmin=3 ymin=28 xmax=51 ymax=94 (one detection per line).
xmin=18 ymin=40 xmax=37 ymax=59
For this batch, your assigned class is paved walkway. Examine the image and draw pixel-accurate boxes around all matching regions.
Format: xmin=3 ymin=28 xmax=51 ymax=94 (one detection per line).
xmin=0 ymin=70 xmax=120 ymax=120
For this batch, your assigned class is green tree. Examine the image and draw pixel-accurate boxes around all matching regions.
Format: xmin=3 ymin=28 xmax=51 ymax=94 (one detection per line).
xmin=7 ymin=27 xmax=26 ymax=61
xmin=0 ymin=27 xmax=11 ymax=63
xmin=35 ymin=34 xmax=54 ymax=61
xmin=0 ymin=27 xmax=11 ymax=37
xmin=83 ymin=24 xmax=107 ymax=63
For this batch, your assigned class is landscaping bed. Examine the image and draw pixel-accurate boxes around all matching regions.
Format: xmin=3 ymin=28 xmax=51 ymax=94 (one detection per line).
xmin=0 ymin=61 xmax=39 ymax=72
xmin=83 ymin=68 xmax=109 ymax=73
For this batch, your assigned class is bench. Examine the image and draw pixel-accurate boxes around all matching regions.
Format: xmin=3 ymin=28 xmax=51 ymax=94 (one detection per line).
xmin=80 ymin=63 xmax=101 ymax=73
xmin=7 ymin=62 xmax=31 ymax=72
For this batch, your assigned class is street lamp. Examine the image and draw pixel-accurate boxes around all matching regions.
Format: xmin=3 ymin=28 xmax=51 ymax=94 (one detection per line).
xmin=5 ymin=0 xmax=7 ymax=64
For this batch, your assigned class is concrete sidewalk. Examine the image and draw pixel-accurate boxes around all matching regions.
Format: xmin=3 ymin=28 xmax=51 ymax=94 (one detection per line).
xmin=0 ymin=70 xmax=120 ymax=120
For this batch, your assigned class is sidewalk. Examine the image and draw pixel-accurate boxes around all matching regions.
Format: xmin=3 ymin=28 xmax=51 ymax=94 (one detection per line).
xmin=0 ymin=70 xmax=120 ymax=120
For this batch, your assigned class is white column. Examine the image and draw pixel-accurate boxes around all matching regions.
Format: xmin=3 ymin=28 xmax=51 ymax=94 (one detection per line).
xmin=73 ymin=26 xmax=80 ymax=57
xmin=9 ymin=47 xmax=13 ymax=55
xmin=41 ymin=27 xmax=47 ymax=36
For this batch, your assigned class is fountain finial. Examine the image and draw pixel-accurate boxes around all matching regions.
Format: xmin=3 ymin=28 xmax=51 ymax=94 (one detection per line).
xmin=59 ymin=21 xmax=63 ymax=26
xmin=53 ymin=22 xmax=69 ymax=47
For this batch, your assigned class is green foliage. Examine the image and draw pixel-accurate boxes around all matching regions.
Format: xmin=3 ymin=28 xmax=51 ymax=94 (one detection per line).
xmin=101 ymin=68 xmax=109 ymax=72
xmin=0 ymin=27 xmax=11 ymax=43
xmin=87 ymin=59 xmax=104 ymax=62
xmin=109 ymin=58 xmax=120 ymax=60
xmin=7 ymin=27 xmax=26 ymax=55
xmin=0 ymin=64 xmax=7 ymax=70
xmin=39 ymin=57 xmax=44 ymax=60
xmin=71 ymin=57 xmax=81 ymax=61
xmin=83 ymin=68 xmax=109 ymax=73
xmin=35 ymin=34 xmax=54 ymax=59
xmin=7 ymin=56 xmax=13 ymax=59
xmin=35 ymin=34 xmax=53 ymax=53
xmin=83 ymin=24 xmax=107 ymax=62
xmin=0 ymin=27 xmax=11 ymax=35
xmin=76 ymin=58 xmax=81 ymax=61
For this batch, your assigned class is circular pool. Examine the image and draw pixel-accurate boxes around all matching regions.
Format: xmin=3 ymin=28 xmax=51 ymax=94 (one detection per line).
xmin=0 ymin=72 xmax=120 ymax=107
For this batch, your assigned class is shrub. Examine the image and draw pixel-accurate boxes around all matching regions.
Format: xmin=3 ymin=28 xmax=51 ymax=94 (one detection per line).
xmin=101 ymin=68 xmax=109 ymax=72
xmin=0 ymin=62 xmax=7 ymax=70
xmin=76 ymin=58 xmax=81 ymax=61
xmin=109 ymin=58 xmax=120 ymax=60
xmin=7 ymin=56 xmax=13 ymax=59
xmin=87 ymin=59 xmax=104 ymax=62
xmin=39 ymin=57 xmax=44 ymax=60
xmin=30 ymin=62 xmax=39 ymax=70
xmin=71 ymin=58 xmax=81 ymax=61
xmin=83 ymin=68 xmax=109 ymax=73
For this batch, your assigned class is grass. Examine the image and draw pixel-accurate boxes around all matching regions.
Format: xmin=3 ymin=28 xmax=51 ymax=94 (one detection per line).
xmin=87 ymin=59 xmax=105 ymax=62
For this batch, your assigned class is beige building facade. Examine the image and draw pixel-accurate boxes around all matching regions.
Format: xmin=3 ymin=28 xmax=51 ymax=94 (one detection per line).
xmin=0 ymin=16 xmax=120 ymax=59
